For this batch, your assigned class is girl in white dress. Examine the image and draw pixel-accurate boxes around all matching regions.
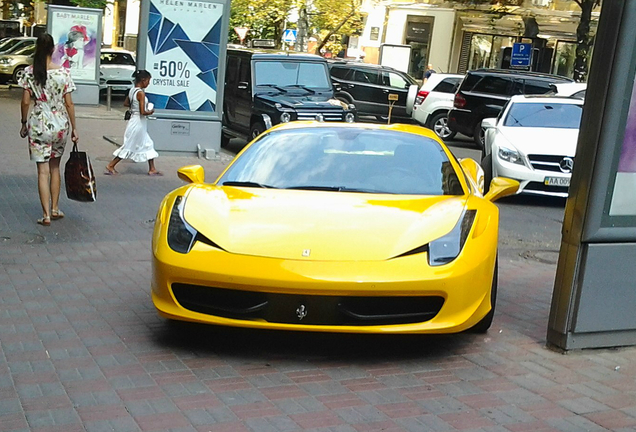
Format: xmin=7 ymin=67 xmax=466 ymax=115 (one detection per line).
xmin=105 ymin=70 xmax=162 ymax=175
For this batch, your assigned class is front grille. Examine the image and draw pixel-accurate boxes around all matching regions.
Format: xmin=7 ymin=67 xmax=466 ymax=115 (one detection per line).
xmin=296 ymin=111 xmax=343 ymax=122
xmin=172 ymin=283 xmax=444 ymax=326
xmin=524 ymin=181 xmax=569 ymax=195
xmin=527 ymin=154 xmax=573 ymax=173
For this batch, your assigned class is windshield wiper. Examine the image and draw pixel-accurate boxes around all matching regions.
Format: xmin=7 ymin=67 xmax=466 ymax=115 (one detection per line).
xmin=286 ymin=185 xmax=390 ymax=193
xmin=258 ymin=84 xmax=287 ymax=93
xmin=285 ymin=84 xmax=316 ymax=94
xmin=221 ymin=181 xmax=275 ymax=188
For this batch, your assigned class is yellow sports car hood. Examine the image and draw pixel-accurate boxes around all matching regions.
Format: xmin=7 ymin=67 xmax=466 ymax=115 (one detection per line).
xmin=182 ymin=186 xmax=467 ymax=261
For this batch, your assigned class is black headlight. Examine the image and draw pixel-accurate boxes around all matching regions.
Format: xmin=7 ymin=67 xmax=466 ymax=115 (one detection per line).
xmin=167 ymin=196 xmax=197 ymax=254
xmin=428 ymin=209 xmax=476 ymax=266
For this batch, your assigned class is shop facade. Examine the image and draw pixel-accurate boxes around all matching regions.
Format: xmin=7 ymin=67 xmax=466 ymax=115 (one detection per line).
xmin=356 ymin=0 xmax=600 ymax=81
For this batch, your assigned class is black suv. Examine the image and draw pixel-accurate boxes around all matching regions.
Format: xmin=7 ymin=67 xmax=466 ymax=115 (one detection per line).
xmin=327 ymin=60 xmax=419 ymax=123
xmin=222 ymin=48 xmax=356 ymax=144
xmin=448 ymin=69 xmax=573 ymax=148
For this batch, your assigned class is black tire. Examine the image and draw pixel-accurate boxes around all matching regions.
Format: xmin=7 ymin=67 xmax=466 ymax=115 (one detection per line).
xmin=429 ymin=112 xmax=456 ymax=141
xmin=481 ymin=153 xmax=493 ymax=194
xmin=469 ymin=257 xmax=498 ymax=333
xmin=250 ymin=121 xmax=266 ymax=140
xmin=12 ymin=66 xmax=26 ymax=84
xmin=220 ymin=133 xmax=231 ymax=148
xmin=473 ymin=121 xmax=486 ymax=150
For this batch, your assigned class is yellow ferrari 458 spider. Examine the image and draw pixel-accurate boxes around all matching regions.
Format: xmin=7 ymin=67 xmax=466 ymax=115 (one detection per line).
xmin=152 ymin=122 xmax=518 ymax=334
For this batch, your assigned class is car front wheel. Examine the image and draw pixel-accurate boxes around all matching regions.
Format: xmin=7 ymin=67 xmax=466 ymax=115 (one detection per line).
xmin=12 ymin=66 xmax=26 ymax=84
xmin=473 ymin=122 xmax=486 ymax=150
xmin=250 ymin=122 xmax=265 ymax=140
xmin=430 ymin=112 xmax=456 ymax=140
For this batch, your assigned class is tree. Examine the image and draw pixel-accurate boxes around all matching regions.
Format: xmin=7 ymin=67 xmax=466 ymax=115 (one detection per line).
xmin=305 ymin=0 xmax=363 ymax=55
xmin=229 ymin=0 xmax=294 ymax=48
xmin=573 ymin=0 xmax=601 ymax=82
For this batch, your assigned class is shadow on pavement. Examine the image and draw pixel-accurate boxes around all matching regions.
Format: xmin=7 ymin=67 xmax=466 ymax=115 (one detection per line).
xmin=499 ymin=193 xmax=567 ymax=208
xmin=154 ymin=319 xmax=474 ymax=363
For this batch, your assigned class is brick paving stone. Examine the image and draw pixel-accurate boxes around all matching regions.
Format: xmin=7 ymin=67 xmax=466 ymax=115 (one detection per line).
xmin=2 ymin=88 xmax=636 ymax=432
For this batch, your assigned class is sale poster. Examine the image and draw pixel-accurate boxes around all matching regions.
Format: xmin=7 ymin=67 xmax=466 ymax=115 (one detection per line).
xmin=49 ymin=9 xmax=100 ymax=82
xmin=144 ymin=0 xmax=224 ymax=113
xmin=610 ymin=75 xmax=636 ymax=216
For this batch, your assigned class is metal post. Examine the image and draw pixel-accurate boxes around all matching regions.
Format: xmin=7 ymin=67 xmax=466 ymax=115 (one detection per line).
xmin=106 ymin=85 xmax=112 ymax=111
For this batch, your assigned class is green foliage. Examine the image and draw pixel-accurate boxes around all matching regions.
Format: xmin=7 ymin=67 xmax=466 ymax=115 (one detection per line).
xmin=69 ymin=0 xmax=110 ymax=8
xmin=304 ymin=0 xmax=364 ymax=54
xmin=229 ymin=0 xmax=294 ymax=47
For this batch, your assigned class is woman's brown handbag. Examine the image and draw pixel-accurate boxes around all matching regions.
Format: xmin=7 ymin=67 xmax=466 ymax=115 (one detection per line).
xmin=64 ymin=142 xmax=97 ymax=202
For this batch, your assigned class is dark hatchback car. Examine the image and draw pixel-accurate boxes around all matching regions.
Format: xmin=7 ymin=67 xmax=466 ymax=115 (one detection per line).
xmin=222 ymin=48 xmax=356 ymax=145
xmin=327 ymin=60 xmax=419 ymax=123
xmin=448 ymin=69 xmax=573 ymax=148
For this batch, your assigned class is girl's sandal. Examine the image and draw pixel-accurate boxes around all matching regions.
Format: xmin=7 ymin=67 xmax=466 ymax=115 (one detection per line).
xmin=51 ymin=210 xmax=65 ymax=220
xmin=37 ymin=217 xmax=51 ymax=226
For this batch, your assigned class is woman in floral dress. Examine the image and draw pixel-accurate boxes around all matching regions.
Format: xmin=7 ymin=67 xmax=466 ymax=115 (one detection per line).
xmin=19 ymin=33 xmax=79 ymax=226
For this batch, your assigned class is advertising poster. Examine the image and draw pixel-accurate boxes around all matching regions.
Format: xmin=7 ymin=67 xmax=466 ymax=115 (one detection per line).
xmin=143 ymin=0 xmax=224 ymax=114
xmin=49 ymin=9 xmax=100 ymax=82
xmin=610 ymin=76 xmax=636 ymax=216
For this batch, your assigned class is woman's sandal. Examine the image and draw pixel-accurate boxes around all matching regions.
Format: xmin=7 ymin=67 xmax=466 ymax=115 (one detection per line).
xmin=37 ymin=217 xmax=51 ymax=226
xmin=51 ymin=210 xmax=65 ymax=220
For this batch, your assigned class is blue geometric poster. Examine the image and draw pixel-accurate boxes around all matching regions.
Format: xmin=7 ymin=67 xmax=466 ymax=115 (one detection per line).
xmin=144 ymin=0 xmax=223 ymax=113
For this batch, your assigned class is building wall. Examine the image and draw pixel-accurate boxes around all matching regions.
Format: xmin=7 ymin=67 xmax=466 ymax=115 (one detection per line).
xmin=383 ymin=6 xmax=455 ymax=73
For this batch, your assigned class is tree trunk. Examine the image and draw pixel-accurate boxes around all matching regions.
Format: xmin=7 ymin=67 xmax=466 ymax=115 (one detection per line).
xmin=315 ymin=11 xmax=355 ymax=55
xmin=573 ymin=0 xmax=595 ymax=82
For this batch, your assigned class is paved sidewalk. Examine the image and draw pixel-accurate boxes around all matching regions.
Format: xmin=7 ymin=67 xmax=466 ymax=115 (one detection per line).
xmin=1 ymin=87 xmax=636 ymax=432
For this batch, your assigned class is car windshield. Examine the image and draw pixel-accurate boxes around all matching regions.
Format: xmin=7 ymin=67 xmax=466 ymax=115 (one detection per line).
xmin=13 ymin=44 xmax=34 ymax=55
xmin=503 ymin=102 xmax=583 ymax=129
xmin=254 ymin=61 xmax=332 ymax=91
xmin=218 ymin=127 xmax=464 ymax=196
xmin=101 ymin=52 xmax=135 ymax=66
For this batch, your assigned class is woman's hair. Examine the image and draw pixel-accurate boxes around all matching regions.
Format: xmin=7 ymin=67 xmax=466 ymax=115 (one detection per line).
xmin=133 ymin=70 xmax=151 ymax=84
xmin=33 ymin=33 xmax=55 ymax=87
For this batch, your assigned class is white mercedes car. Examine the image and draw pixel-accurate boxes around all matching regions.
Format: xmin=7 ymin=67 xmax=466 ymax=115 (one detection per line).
xmin=481 ymin=95 xmax=583 ymax=197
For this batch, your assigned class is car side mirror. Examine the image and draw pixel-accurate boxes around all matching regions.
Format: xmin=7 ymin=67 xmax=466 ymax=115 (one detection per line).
xmin=459 ymin=158 xmax=485 ymax=194
xmin=484 ymin=177 xmax=519 ymax=202
xmin=481 ymin=117 xmax=497 ymax=129
xmin=177 ymin=165 xmax=205 ymax=183
xmin=237 ymin=81 xmax=248 ymax=90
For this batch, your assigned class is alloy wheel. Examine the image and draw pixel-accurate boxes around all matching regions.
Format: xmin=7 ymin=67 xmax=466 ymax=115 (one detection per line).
xmin=434 ymin=117 xmax=452 ymax=139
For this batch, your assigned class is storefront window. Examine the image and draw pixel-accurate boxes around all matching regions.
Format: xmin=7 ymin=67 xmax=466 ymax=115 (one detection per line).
xmin=406 ymin=16 xmax=434 ymax=80
xmin=468 ymin=34 xmax=517 ymax=71
xmin=469 ymin=35 xmax=492 ymax=70
xmin=552 ymin=41 xmax=576 ymax=78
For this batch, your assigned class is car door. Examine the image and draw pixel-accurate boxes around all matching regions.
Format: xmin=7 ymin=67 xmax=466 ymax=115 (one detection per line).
xmin=226 ymin=53 xmax=252 ymax=133
xmin=469 ymin=75 xmax=512 ymax=120
xmin=379 ymin=70 xmax=412 ymax=120
xmin=348 ymin=67 xmax=383 ymax=116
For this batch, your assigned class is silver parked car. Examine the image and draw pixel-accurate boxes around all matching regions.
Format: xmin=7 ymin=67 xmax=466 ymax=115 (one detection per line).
xmin=0 ymin=43 xmax=34 ymax=83
xmin=0 ymin=37 xmax=35 ymax=55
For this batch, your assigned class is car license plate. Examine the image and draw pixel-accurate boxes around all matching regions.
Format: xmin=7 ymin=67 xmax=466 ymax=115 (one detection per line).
xmin=113 ymin=86 xmax=129 ymax=91
xmin=544 ymin=177 xmax=570 ymax=187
